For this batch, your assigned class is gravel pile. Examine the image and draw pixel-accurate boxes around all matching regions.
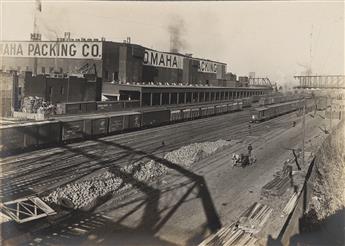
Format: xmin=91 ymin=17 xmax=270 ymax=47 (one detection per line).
xmin=43 ymin=139 xmax=231 ymax=209
xmin=44 ymin=171 xmax=122 ymax=209
xmin=164 ymin=139 xmax=231 ymax=167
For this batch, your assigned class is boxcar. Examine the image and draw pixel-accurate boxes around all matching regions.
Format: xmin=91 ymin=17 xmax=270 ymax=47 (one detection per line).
xmin=37 ymin=121 xmax=61 ymax=145
xmin=221 ymin=104 xmax=228 ymax=113
xmin=200 ymin=107 xmax=208 ymax=117
xmin=124 ymin=100 xmax=140 ymax=109
xmin=251 ymin=100 xmax=303 ymax=122
xmin=0 ymin=126 xmax=25 ymax=153
xmin=241 ymin=98 xmax=252 ymax=108
xmin=182 ymin=109 xmax=191 ymax=120
xmin=215 ymin=105 xmax=223 ymax=114
xmin=91 ymin=117 xmax=109 ymax=136
xmin=65 ymin=103 xmax=84 ymax=114
xmin=142 ymin=109 xmax=171 ymax=127
xmin=206 ymin=106 xmax=215 ymax=116
xmin=61 ymin=119 xmax=91 ymax=141
xmin=108 ymin=115 xmax=124 ymax=133
xmin=191 ymin=108 xmax=200 ymax=119
xmin=128 ymin=113 xmax=141 ymax=129
xmin=96 ymin=101 xmax=124 ymax=112
xmin=170 ymin=110 xmax=182 ymax=122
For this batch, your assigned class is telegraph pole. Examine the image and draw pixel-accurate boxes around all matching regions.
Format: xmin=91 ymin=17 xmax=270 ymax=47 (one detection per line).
xmin=329 ymin=97 xmax=332 ymax=133
xmin=302 ymin=99 xmax=306 ymax=167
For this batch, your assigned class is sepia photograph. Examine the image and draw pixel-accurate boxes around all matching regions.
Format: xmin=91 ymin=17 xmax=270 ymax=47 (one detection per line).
xmin=0 ymin=0 xmax=344 ymax=245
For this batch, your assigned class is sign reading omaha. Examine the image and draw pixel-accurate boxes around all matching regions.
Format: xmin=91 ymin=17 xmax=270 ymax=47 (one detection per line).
xmin=0 ymin=41 xmax=102 ymax=59
xmin=143 ymin=49 xmax=183 ymax=69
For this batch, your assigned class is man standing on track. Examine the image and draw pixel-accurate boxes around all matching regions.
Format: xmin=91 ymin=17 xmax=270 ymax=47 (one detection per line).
xmin=248 ymin=144 xmax=253 ymax=156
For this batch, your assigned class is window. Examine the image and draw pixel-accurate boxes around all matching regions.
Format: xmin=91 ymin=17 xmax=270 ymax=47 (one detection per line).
xmin=114 ymin=72 xmax=119 ymax=81
xmin=42 ymin=67 xmax=45 ymax=74
xmin=60 ymin=86 xmax=64 ymax=95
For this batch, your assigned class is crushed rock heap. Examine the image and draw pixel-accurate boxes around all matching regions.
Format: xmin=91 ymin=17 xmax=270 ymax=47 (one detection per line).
xmin=43 ymin=139 xmax=231 ymax=209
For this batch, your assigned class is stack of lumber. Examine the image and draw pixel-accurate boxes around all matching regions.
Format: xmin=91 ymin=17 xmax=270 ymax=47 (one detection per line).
xmin=238 ymin=202 xmax=273 ymax=234
xmin=198 ymin=224 xmax=257 ymax=246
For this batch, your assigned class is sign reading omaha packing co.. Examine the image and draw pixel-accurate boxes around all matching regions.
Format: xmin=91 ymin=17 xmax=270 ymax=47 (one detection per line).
xmin=143 ymin=49 xmax=183 ymax=69
xmin=197 ymin=59 xmax=220 ymax=74
xmin=0 ymin=41 xmax=102 ymax=59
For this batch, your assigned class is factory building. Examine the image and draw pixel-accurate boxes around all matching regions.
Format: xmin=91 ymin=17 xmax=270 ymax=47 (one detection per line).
xmin=24 ymin=72 xmax=101 ymax=104
xmin=0 ymin=38 xmax=227 ymax=86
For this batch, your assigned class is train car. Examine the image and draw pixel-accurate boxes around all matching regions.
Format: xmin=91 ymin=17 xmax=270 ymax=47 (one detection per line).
xmin=221 ymin=104 xmax=228 ymax=113
xmin=141 ymin=109 xmax=171 ymax=127
xmin=241 ymin=98 xmax=252 ymax=108
xmin=37 ymin=121 xmax=61 ymax=145
xmin=124 ymin=100 xmax=140 ymax=109
xmin=108 ymin=115 xmax=125 ymax=133
xmin=206 ymin=106 xmax=215 ymax=116
xmin=191 ymin=108 xmax=200 ymax=119
xmin=251 ymin=100 xmax=303 ymax=122
xmin=170 ymin=109 xmax=182 ymax=122
xmin=127 ymin=113 xmax=142 ymax=129
xmin=200 ymin=107 xmax=208 ymax=117
xmin=108 ymin=111 xmax=141 ymax=132
xmin=96 ymin=101 xmax=124 ymax=112
xmin=0 ymin=120 xmax=61 ymax=154
xmin=182 ymin=109 xmax=192 ymax=120
xmin=316 ymin=97 xmax=328 ymax=111
xmin=90 ymin=116 xmax=109 ymax=136
xmin=215 ymin=105 xmax=223 ymax=114
xmin=61 ymin=119 xmax=91 ymax=142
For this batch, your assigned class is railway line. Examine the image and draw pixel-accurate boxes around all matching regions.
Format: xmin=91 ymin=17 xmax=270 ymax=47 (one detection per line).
xmin=0 ymin=108 xmax=302 ymax=203
xmin=15 ymin=110 xmax=327 ymax=246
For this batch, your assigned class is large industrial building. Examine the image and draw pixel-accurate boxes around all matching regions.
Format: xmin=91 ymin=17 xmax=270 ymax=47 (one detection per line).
xmin=0 ymin=37 xmax=227 ymax=86
xmin=0 ymin=36 xmax=270 ymax=113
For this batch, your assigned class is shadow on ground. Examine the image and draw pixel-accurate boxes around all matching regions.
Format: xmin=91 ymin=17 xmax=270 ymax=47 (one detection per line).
xmin=2 ymin=138 xmax=222 ymax=246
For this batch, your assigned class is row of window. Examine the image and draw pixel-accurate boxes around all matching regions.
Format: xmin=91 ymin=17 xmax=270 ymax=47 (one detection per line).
xmin=143 ymin=90 xmax=263 ymax=106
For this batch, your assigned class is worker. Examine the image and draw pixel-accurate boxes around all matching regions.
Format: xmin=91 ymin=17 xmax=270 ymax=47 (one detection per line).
xmin=248 ymin=144 xmax=253 ymax=156
xmin=248 ymin=124 xmax=252 ymax=135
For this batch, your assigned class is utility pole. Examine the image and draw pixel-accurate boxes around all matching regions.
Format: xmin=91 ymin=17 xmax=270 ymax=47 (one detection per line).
xmin=329 ymin=97 xmax=332 ymax=133
xmin=302 ymin=99 xmax=306 ymax=167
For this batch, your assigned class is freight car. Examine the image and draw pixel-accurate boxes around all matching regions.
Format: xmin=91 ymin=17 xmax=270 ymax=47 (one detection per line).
xmin=258 ymin=94 xmax=304 ymax=107
xmin=0 ymin=100 xmax=245 ymax=156
xmin=250 ymin=100 xmax=303 ymax=122
xmin=315 ymin=97 xmax=328 ymax=111
xmin=57 ymin=100 xmax=141 ymax=115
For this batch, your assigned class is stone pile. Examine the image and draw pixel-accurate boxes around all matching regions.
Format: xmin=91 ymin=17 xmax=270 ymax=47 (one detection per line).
xmin=43 ymin=139 xmax=231 ymax=209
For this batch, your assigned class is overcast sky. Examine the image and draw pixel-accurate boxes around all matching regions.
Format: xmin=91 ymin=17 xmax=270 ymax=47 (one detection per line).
xmin=1 ymin=0 xmax=344 ymax=86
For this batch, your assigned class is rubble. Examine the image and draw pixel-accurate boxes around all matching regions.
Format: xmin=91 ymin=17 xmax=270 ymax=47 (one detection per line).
xmin=43 ymin=139 xmax=231 ymax=209
xmin=164 ymin=139 xmax=231 ymax=167
xmin=306 ymin=121 xmax=345 ymax=221
xmin=21 ymin=96 xmax=55 ymax=115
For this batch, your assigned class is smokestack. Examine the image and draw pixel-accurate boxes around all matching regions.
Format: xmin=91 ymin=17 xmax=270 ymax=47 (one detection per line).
xmin=34 ymin=0 xmax=42 ymax=34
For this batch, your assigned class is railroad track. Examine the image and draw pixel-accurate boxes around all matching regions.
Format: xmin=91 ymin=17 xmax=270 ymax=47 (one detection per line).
xmin=0 ymin=109 xmax=300 ymax=202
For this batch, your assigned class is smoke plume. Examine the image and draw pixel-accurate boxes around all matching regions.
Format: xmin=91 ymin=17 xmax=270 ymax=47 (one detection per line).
xmin=168 ymin=17 xmax=187 ymax=53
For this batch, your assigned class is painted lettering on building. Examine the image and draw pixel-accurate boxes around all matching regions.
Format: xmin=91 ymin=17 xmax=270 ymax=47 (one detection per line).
xmin=0 ymin=41 xmax=102 ymax=59
xmin=143 ymin=50 xmax=183 ymax=69
xmin=197 ymin=60 xmax=220 ymax=73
